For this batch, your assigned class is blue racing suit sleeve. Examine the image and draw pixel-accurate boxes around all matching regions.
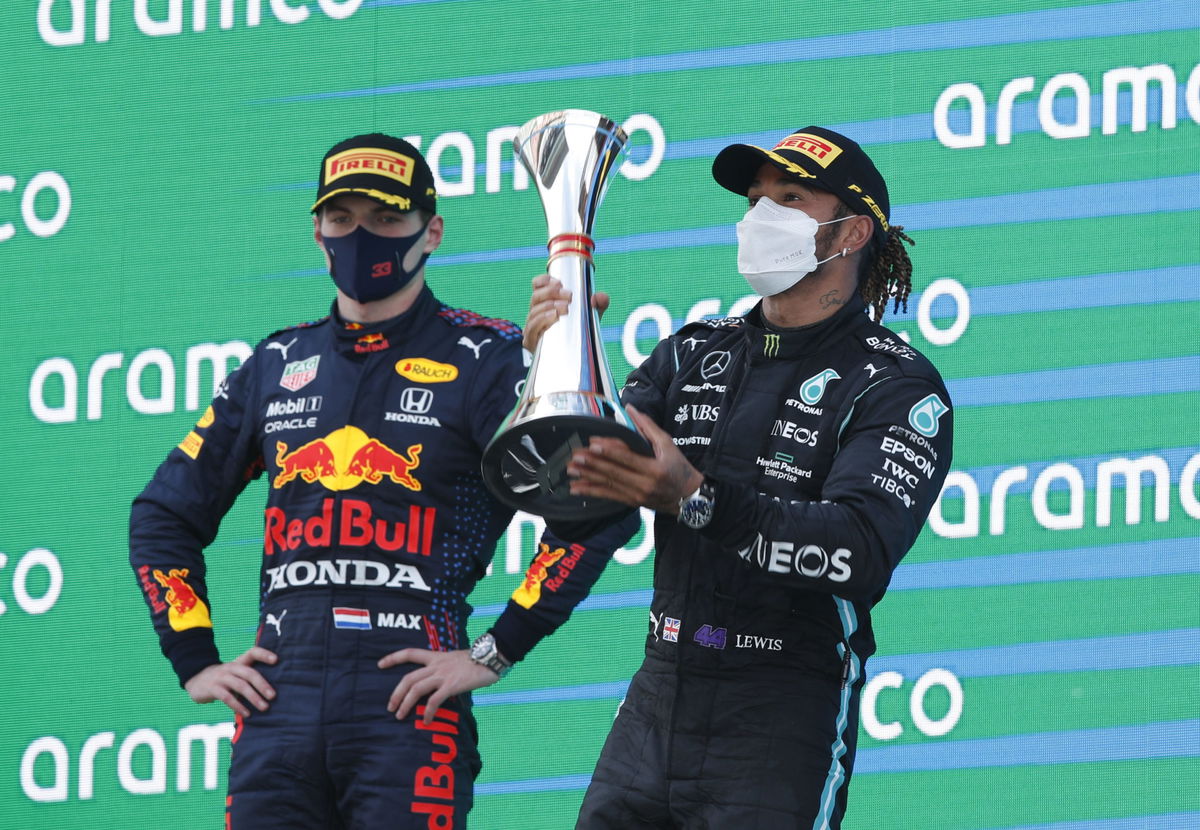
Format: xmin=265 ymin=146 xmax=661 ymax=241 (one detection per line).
xmin=464 ymin=328 xmax=639 ymax=661
xmin=129 ymin=353 xmax=265 ymax=686
xmin=489 ymin=513 xmax=639 ymax=662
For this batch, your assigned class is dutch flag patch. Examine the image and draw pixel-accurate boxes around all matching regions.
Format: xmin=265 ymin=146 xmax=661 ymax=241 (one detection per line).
xmin=332 ymin=607 xmax=372 ymax=630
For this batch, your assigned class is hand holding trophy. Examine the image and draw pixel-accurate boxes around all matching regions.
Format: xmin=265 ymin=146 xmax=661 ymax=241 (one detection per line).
xmin=481 ymin=110 xmax=649 ymax=519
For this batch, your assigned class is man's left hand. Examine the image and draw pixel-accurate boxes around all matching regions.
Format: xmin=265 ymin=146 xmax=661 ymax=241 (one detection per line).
xmin=567 ymin=405 xmax=703 ymax=514
xmin=379 ymin=649 xmax=500 ymax=723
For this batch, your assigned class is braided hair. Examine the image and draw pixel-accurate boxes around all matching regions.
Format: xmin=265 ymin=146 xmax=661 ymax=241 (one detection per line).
xmin=860 ymin=226 xmax=915 ymax=322
xmin=829 ymin=200 xmax=915 ymax=321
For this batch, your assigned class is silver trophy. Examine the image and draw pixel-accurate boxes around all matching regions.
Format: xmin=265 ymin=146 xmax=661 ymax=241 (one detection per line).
xmin=481 ymin=109 xmax=649 ymax=519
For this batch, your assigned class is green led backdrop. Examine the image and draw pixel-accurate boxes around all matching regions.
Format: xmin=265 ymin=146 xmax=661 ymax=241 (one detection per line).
xmin=2 ymin=1 xmax=1198 ymax=828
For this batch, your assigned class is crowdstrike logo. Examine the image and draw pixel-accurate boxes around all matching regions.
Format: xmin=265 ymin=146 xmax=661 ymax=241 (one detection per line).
xmin=36 ymin=0 xmax=364 ymax=47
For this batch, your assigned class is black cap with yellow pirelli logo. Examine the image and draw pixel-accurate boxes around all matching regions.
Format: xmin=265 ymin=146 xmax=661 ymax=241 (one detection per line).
xmin=712 ymin=126 xmax=890 ymax=244
xmin=311 ymin=133 xmax=438 ymax=214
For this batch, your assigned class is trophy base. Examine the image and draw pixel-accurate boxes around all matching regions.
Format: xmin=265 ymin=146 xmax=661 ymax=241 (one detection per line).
xmin=481 ymin=414 xmax=652 ymax=520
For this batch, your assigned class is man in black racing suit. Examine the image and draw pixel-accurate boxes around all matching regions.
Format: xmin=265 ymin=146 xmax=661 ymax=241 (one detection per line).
xmin=130 ymin=133 xmax=631 ymax=829
xmin=529 ymin=126 xmax=954 ymax=828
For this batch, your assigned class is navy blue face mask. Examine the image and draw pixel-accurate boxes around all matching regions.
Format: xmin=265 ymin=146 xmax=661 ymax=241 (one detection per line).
xmin=322 ymin=223 xmax=431 ymax=303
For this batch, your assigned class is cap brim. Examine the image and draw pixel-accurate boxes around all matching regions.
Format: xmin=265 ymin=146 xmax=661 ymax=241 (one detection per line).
xmin=310 ymin=187 xmax=431 ymax=214
xmin=712 ymin=143 xmax=826 ymax=195
xmin=712 ymin=144 xmax=772 ymax=195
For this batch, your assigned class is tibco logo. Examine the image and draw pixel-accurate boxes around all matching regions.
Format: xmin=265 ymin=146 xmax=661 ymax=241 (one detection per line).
xmin=37 ymin=0 xmax=363 ymax=46
xmin=29 ymin=340 xmax=250 ymax=424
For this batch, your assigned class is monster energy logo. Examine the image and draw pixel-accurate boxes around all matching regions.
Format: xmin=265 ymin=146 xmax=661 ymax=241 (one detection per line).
xmin=763 ymin=333 xmax=781 ymax=358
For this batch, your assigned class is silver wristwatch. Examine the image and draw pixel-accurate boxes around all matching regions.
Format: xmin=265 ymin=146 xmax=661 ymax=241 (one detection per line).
xmin=678 ymin=479 xmax=715 ymax=530
xmin=469 ymin=632 xmax=513 ymax=678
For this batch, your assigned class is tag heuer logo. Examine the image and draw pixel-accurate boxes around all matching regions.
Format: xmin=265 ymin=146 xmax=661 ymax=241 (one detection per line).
xmin=280 ymin=356 xmax=320 ymax=392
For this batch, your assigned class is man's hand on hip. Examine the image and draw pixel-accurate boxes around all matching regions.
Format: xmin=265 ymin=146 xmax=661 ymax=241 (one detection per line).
xmin=183 ymin=646 xmax=278 ymax=718
xmin=379 ymin=649 xmax=499 ymax=724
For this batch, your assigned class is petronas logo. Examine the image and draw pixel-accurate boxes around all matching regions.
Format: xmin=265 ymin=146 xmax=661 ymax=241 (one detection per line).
xmin=800 ymin=368 xmax=841 ymax=404
xmin=763 ymin=333 xmax=781 ymax=358
xmin=909 ymin=394 xmax=949 ymax=437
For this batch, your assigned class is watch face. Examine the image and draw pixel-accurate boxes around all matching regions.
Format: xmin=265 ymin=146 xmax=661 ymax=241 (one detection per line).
xmin=681 ymin=493 xmax=713 ymax=529
xmin=471 ymin=635 xmax=494 ymax=660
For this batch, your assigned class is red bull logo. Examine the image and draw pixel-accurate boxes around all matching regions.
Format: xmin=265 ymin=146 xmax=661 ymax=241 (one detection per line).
xmin=274 ymin=426 xmax=422 ymax=492
xmin=264 ymin=498 xmax=436 ymax=557
xmin=152 ymin=567 xmax=213 ymax=631
xmin=137 ymin=564 xmax=167 ymax=613
xmin=412 ymin=705 xmax=459 ymax=829
xmin=355 ymin=332 xmax=389 ymax=354
xmin=510 ymin=542 xmax=583 ymax=609
xmin=543 ymin=543 xmax=585 ymax=593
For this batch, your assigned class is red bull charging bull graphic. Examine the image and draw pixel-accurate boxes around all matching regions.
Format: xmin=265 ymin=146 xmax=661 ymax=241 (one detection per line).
xmin=510 ymin=542 xmax=586 ymax=609
xmin=151 ymin=567 xmax=213 ymax=631
xmin=274 ymin=426 xmax=422 ymax=491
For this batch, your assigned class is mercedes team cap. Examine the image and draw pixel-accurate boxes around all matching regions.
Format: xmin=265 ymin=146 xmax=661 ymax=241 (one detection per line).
xmin=311 ymin=133 xmax=438 ymax=214
xmin=712 ymin=126 xmax=890 ymax=243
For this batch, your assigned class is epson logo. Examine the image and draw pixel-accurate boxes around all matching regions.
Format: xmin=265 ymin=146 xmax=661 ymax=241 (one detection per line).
xmin=37 ymin=0 xmax=362 ymax=46
xmin=265 ymin=396 xmax=322 ymax=418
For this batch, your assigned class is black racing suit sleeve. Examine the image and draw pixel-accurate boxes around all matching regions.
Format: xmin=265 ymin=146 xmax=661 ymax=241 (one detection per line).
xmin=129 ymin=353 xmax=265 ymax=687
xmin=703 ymin=374 xmax=953 ymax=602
xmin=488 ymin=514 xmax=639 ymax=662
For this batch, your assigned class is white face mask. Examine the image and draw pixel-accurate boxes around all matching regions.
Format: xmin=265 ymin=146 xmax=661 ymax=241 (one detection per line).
xmin=735 ymin=196 xmax=853 ymax=297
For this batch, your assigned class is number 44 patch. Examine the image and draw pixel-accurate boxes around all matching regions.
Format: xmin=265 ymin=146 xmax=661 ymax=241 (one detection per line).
xmin=693 ymin=624 xmax=728 ymax=649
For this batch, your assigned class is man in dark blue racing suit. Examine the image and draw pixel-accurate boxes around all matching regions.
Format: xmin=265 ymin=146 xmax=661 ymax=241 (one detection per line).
xmin=130 ymin=133 xmax=630 ymax=829
xmin=529 ymin=126 xmax=953 ymax=828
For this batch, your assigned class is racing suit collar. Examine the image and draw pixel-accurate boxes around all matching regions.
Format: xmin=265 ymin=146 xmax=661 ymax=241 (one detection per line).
xmin=744 ymin=293 xmax=868 ymax=361
xmin=330 ymin=284 xmax=438 ymax=352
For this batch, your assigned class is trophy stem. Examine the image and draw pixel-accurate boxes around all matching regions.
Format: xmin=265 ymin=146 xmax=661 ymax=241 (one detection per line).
xmin=481 ymin=110 xmax=649 ymax=519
